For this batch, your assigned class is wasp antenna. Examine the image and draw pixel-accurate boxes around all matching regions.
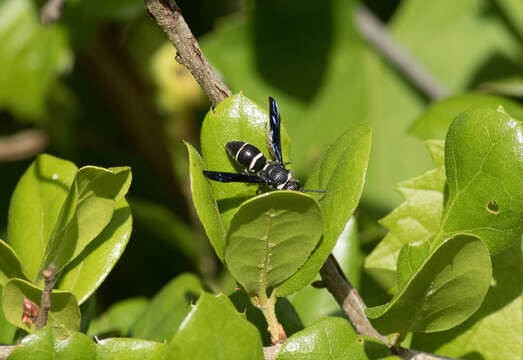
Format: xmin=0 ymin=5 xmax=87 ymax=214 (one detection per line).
xmin=302 ymin=189 xmax=327 ymax=193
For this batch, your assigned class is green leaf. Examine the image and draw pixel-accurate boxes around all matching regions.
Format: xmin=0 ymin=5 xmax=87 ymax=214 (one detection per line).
xmin=0 ymin=286 xmax=16 ymax=344
xmin=366 ymin=234 xmax=491 ymax=335
xmin=7 ymin=154 xmax=77 ymax=282
xmin=2 ymin=279 xmax=80 ymax=338
xmin=224 ymin=192 xmax=322 ymax=294
xmin=278 ymin=124 xmax=371 ymax=296
xmin=96 ymin=338 xmax=166 ymax=360
xmin=409 ymin=93 xmax=523 ymax=140
xmin=55 ymin=332 xmax=96 ymax=360
xmin=87 ymin=297 xmax=149 ymax=337
xmin=0 ymin=240 xmax=24 ymax=286
xmin=42 ymin=166 xmax=132 ymax=273
xmin=0 ymin=0 xmax=72 ymax=120
xmin=8 ymin=326 xmax=54 ymax=360
xmin=390 ymin=0 xmax=521 ymax=93
xmin=185 ymin=142 xmax=226 ymax=260
xmin=57 ymin=198 xmax=133 ymax=305
xmin=364 ymin=141 xmax=446 ymax=290
xmin=131 ymin=273 xmax=202 ymax=342
xmin=200 ymin=93 xmax=291 ymax=229
xmin=411 ymin=242 xmax=522 ymax=360
xmin=277 ymin=317 xmax=390 ymax=360
xmin=166 ymin=293 xmax=263 ymax=360
xmin=438 ymin=108 xmax=522 ymax=254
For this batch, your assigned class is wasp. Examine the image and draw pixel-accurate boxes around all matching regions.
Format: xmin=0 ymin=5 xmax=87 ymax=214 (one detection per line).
xmin=203 ymin=97 xmax=323 ymax=193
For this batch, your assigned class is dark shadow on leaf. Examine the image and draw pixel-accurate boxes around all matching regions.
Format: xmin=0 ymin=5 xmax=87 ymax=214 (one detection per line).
xmin=462 ymin=352 xmax=486 ymax=360
xmin=252 ymin=0 xmax=334 ymax=101
xmin=363 ymin=337 xmax=391 ymax=359
xmin=466 ymin=52 xmax=523 ymax=91
xmin=184 ymin=290 xmax=200 ymax=304
xmin=217 ymin=196 xmax=251 ymax=214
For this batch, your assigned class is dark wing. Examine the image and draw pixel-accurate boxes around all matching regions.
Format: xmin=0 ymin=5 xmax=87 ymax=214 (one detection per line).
xmin=203 ymin=171 xmax=266 ymax=184
xmin=268 ymin=97 xmax=283 ymax=163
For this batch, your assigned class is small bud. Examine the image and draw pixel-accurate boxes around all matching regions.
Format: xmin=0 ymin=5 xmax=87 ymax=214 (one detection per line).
xmin=22 ymin=298 xmax=39 ymax=326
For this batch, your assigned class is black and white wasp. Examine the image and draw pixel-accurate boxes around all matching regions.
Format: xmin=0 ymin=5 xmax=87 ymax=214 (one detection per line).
xmin=203 ymin=97 xmax=322 ymax=193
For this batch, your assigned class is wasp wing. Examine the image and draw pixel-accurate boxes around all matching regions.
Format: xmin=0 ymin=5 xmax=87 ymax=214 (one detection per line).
xmin=203 ymin=171 xmax=266 ymax=184
xmin=268 ymin=97 xmax=283 ymax=163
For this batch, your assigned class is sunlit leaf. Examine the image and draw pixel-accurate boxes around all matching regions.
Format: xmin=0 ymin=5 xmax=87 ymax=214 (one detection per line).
xmin=7 ymin=154 xmax=77 ymax=282
xmin=97 ymin=338 xmax=166 ymax=360
xmin=166 ymin=293 xmax=263 ymax=360
xmin=224 ymin=192 xmax=322 ymax=294
xmin=57 ymin=198 xmax=133 ymax=305
xmin=2 ymin=279 xmax=80 ymax=338
xmin=277 ymin=317 xmax=390 ymax=360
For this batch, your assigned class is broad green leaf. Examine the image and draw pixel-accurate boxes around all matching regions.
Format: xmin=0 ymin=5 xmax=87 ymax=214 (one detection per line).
xmin=277 ymin=317 xmax=390 ymax=360
xmin=0 ymin=240 xmax=24 ymax=286
xmin=87 ymin=297 xmax=149 ymax=337
xmin=7 ymin=154 xmax=77 ymax=281
xmin=8 ymin=326 xmax=54 ymax=360
xmin=278 ymin=125 xmax=371 ymax=296
xmin=200 ymin=93 xmax=291 ymax=229
xmin=437 ymin=108 xmax=522 ymax=254
xmin=131 ymin=273 xmax=202 ymax=342
xmin=224 ymin=192 xmax=322 ymax=294
xmin=55 ymin=332 xmax=96 ymax=360
xmin=479 ymin=76 xmax=523 ymax=98
xmin=391 ymin=0 xmax=522 ymax=93
xmin=2 ymin=279 xmax=80 ymax=338
xmin=166 ymin=293 xmax=263 ymax=360
xmin=366 ymin=234 xmax=491 ymax=335
xmin=0 ymin=286 xmax=16 ymax=344
xmin=97 ymin=338 xmax=166 ymax=360
xmin=0 ymin=0 xmax=72 ymax=120
xmin=202 ymin=3 xmax=433 ymax=209
xmin=57 ymin=198 xmax=133 ymax=304
xmin=185 ymin=142 xmax=226 ymax=260
xmin=130 ymin=198 xmax=196 ymax=261
xmin=42 ymin=166 xmax=132 ymax=273
xmin=289 ymin=217 xmax=362 ymax=326
xmin=365 ymin=141 xmax=446 ymax=290
xmin=411 ymin=242 xmax=522 ymax=360
xmin=409 ymin=93 xmax=523 ymax=140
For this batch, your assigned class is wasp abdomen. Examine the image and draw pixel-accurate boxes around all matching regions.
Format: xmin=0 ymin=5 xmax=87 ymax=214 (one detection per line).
xmin=226 ymin=141 xmax=266 ymax=172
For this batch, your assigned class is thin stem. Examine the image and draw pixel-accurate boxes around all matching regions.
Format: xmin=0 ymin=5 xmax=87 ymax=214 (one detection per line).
xmin=354 ymin=5 xmax=450 ymax=101
xmin=0 ymin=130 xmax=48 ymax=162
xmin=34 ymin=263 xmax=57 ymax=330
xmin=320 ymin=255 xmax=387 ymax=343
xmin=144 ymin=0 xmax=232 ymax=107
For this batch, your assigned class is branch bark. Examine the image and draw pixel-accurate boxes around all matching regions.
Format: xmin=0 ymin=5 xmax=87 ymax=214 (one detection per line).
xmin=40 ymin=0 xmax=66 ymax=25
xmin=354 ymin=5 xmax=450 ymax=101
xmin=0 ymin=129 xmax=48 ymax=163
xmin=144 ymin=0 xmax=232 ymax=107
xmin=34 ymin=263 xmax=57 ymax=330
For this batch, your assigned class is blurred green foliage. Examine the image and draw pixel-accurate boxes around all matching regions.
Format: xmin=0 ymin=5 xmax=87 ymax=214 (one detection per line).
xmin=0 ymin=0 xmax=521 ymax=357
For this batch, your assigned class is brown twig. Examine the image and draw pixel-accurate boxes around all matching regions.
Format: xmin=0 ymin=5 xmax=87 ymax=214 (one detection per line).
xmin=263 ymin=344 xmax=282 ymax=360
xmin=320 ymin=255 xmax=388 ymax=343
xmin=354 ymin=5 xmax=449 ymax=101
xmin=40 ymin=0 xmax=66 ymax=25
xmin=34 ymin=263 xmax=57 ymax=330
xmin=144 ymin=0 xmax=232 ymax=107
xmin=0 ymin=129 xmax=48 ymax=162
